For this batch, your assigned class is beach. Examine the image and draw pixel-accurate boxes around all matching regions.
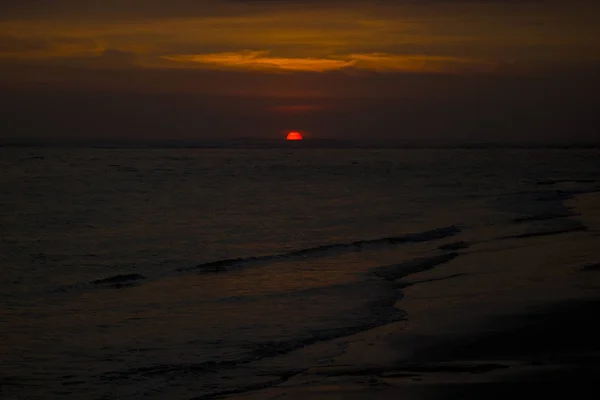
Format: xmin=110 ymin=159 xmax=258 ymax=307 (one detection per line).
xmin=227 ymin=191 xmax=600 ymax=400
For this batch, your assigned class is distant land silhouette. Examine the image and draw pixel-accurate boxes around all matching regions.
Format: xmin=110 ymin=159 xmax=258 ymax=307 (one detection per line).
xmin=1 ymin=138 xmax=599 ymax=149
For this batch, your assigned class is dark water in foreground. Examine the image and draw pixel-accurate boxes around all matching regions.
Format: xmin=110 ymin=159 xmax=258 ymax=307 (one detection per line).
xmin=1 ymin=148 xmax=599 ymax=398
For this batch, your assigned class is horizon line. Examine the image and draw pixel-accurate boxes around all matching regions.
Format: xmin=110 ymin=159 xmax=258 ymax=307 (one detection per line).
xmin=1 ymin=138 xmax=599 ymax=150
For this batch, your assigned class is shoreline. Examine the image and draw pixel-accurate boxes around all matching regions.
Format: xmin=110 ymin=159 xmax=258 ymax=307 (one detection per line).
xmin=225 ymin=190 xmax=600 ymax=399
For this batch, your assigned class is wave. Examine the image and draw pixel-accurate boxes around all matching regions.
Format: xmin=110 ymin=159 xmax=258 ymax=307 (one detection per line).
xmin=535 ymin=189 xmax=592 ymax=202
xmin=101 ymin=295 xmax=404 ymax=384
xmin=581 ymin=262 xmax=600 ymax=272
xmin=536 ymin=179 xmax=596 ymax=186
xmin=92 ymin=273 xmax=146 ymax=288
xmin=513 ymin=212 xmax=577 ymax=223
xmin=100 ymin=250 xmax=463 ymax=395
xmin=55 ymin=273 xmax=147 ymax=293
xmin=501 ymin=223 xmax=587 ymax=240
xmin=180 ymin=225 xmax=461 ymax=274
xmin=57 ymin=226 xmax=460 ymax=294
xmin=438 ymin=241 xmax=470 ymax=250
xmin=372 ymin=253 xmax=459 ymax=281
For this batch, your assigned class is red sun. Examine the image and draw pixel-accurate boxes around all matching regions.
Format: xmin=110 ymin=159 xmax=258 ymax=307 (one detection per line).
xmin=286 ymin=131 xmax=303 ymax=141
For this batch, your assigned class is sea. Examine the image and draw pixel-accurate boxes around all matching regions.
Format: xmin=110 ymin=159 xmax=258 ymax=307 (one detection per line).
xmin=1 ymin=146 xmax=599 ymax=399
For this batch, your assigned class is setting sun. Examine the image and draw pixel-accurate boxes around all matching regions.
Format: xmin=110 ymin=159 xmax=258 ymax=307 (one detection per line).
xmin=286 ymin=132 xmax=303 ymax=141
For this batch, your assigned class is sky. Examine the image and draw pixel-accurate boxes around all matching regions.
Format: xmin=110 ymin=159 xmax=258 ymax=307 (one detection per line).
xmin=1 ymin=0 xmax=599 ymax=143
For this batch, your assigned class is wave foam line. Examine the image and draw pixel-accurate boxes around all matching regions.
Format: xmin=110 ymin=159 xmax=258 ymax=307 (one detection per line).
xmin=180 ymin=225 xmax=461 ymax=274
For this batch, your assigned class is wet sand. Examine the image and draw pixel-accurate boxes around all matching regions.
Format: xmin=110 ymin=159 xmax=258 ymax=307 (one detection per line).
xmin=224 ymin=191 xmax=600 ymax=400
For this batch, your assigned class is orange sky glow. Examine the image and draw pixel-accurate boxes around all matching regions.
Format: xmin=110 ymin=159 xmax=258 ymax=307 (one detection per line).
xmin=2 ymin=1 xmax=598 ymax=76
xmin=1 ymin=1 xmax=598 ymax=142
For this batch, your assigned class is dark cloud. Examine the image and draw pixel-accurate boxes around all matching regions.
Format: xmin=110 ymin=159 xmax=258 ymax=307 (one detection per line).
xmin=0 ymin=0 xmax=577 ymax=20
xmin=0 ymin=35 xmax=95 ymax=55
xmin=0 ymin=35 xmax=47 ymax=52
xmin=0 ymin=1 xmax=220 ymax=20
xmin=226 ymin=0 xmax=539 ymax=3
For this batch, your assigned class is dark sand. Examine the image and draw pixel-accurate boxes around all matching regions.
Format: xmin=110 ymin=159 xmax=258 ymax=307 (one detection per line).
xmin=394 ymin=299 xmax=600 ymax=399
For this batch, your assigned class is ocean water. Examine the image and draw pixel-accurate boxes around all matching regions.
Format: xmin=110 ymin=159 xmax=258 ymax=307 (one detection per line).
xmin=1 ymin=147 xmax=599 ymax=399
